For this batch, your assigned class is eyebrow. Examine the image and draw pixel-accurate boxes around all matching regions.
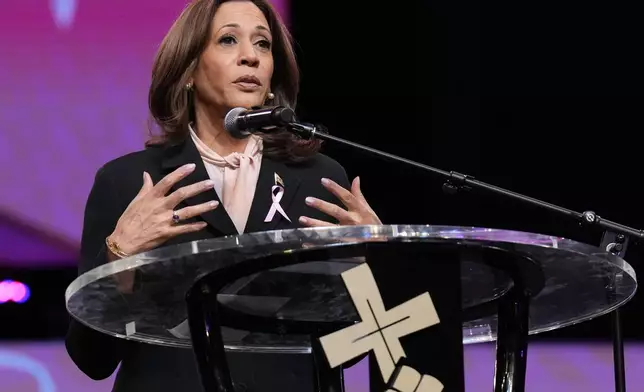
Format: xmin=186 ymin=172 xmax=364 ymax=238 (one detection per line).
xmin=218 ymin=23 xmax=271 ymax=34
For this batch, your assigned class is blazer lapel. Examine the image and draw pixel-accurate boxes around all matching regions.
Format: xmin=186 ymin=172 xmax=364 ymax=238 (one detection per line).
xmin=161 ymin=139 xmax=238 ymax=236
xmin=246 ymin=157 xmax=301 ymax=232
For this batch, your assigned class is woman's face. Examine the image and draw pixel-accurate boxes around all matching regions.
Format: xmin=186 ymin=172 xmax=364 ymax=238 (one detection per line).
xmin=193 ymin=1 xmax=274 ymax=114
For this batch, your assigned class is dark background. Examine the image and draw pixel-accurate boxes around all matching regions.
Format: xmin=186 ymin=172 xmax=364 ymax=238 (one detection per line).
xmin=292 ymin=0 xmax=644 ymax=341
xmin=2 ymin=0 xmax=643 ymax=343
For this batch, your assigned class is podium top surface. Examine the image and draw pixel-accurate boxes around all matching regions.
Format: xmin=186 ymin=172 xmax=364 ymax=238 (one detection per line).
xmin=65 ymin=225 xmax=637 ymax=353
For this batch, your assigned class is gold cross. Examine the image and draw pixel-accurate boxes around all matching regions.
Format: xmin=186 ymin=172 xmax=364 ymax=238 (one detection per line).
xmin=318 ymin=264 xmax=444 ymax=391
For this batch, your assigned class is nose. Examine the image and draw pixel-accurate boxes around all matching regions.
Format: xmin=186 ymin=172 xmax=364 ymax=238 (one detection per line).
xmin=238 ymin=41 xmax=259 ymax=68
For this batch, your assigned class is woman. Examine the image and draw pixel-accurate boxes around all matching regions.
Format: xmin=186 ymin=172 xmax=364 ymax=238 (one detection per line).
xmin=65 ymin=0 xmax=380 ymax=391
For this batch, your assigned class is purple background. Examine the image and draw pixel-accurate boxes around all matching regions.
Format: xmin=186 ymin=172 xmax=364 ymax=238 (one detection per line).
xmin=1 ymin=341 xmax=643 ymax=391
xmin=0 ymin=0 xmax=288 ymax=267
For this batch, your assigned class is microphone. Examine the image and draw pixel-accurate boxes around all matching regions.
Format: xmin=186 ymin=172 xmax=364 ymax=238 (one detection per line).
xmin=224 ymin=106 xmax=295 ymax=138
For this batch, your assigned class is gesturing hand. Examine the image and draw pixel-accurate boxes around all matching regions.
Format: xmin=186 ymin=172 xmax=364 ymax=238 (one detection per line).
xmin=108 ymin=163 xmax=219 ymax=257
xmin=298 ymin=177 xmax=381 ymax=227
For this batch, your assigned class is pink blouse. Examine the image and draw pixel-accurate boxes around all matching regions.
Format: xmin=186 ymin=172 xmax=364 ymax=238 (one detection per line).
xmin=189 ymin=125 xmax=263 ymax=234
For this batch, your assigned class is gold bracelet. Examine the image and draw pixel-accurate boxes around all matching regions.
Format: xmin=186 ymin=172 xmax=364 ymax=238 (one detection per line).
xmin=106 ymin=236 xmax=130 ymax=259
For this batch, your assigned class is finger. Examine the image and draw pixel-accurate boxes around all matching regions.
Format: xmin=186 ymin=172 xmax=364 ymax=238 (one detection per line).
xmin=298 ymin=216 xmax=337 ymax=227
xmin=153 ymin=163 xmax=196 ymax=196
xmin=351 ymin=176 xmax=364 ymax=200
xmin=143 ymin=171 xmax=154 ymax=191
xmin=165 ymin=179 xmax=215 ymax=207
xmin=173 ymin=200 xmax=219 ymax=220
xmin=321 ymin=178 xmax=357 ymax=208
xmin=167 ymin=221 xmax=208 ymax=236
xmin=351 ymin=176 xmax=374 ymax=211
xmin=136 ymin=171 xmax=154 ymax=197
xmin=305 ymin=197 xmax=351 ymax=222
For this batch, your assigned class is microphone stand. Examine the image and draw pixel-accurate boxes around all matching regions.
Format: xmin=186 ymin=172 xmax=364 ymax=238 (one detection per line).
xmin=287 ymin=121 xmax=641 ymax=392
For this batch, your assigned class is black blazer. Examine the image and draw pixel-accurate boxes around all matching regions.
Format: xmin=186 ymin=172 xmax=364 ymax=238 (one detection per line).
xmin=65 ymin=137 xmax=351 ymax=392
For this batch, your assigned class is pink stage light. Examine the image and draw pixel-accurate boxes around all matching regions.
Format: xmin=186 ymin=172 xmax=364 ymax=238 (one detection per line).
xmin=0 ymin=280 xmax=31 ymax=303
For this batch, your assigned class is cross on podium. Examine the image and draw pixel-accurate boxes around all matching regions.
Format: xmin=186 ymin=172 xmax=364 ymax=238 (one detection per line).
xmin=318 ymin=263 xmax=444 ymax=392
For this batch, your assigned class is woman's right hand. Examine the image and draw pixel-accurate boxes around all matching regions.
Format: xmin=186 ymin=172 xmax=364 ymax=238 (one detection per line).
xmin=107 ymin=163 xmax=218 ymax=257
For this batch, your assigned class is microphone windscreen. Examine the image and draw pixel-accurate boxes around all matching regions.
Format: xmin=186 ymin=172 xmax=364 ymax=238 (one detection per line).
xmin=224 ymin=107 xmax=247 ymax=134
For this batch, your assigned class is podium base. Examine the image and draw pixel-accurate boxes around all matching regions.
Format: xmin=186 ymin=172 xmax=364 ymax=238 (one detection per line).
xmin=183 ymin=240 xmax=542 ymax=392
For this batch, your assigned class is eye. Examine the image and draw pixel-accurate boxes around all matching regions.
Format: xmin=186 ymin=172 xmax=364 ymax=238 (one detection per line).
xmin=256 ymin=39 xmax=272 ymax=50
xmin=219 ymin=35 xmax=237 ymax=45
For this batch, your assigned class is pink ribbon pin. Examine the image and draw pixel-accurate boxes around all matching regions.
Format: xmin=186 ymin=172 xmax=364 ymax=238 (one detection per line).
xmin=264 ymin=185 xmax=291 ymax=223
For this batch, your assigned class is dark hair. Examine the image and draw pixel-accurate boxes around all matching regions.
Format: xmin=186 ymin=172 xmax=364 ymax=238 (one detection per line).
xmin=146 ymin=0 xmax=320 ymax=162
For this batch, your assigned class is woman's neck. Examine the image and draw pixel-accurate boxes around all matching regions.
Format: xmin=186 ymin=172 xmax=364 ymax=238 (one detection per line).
xmin=194 ymin=105 xmax=248 ymax=156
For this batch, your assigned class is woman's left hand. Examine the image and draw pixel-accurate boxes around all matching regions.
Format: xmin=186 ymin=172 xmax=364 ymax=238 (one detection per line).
xmin=299 ymin=177 xmax=382 ymax=227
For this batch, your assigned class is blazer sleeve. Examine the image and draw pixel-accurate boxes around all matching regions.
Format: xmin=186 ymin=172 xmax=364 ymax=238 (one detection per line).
xmin=65 ymin=165 xmax=129 ymax=380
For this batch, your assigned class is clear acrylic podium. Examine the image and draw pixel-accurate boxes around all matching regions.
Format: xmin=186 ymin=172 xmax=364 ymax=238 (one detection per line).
xmin=65 ymin=225 xmax=637 ymax=391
